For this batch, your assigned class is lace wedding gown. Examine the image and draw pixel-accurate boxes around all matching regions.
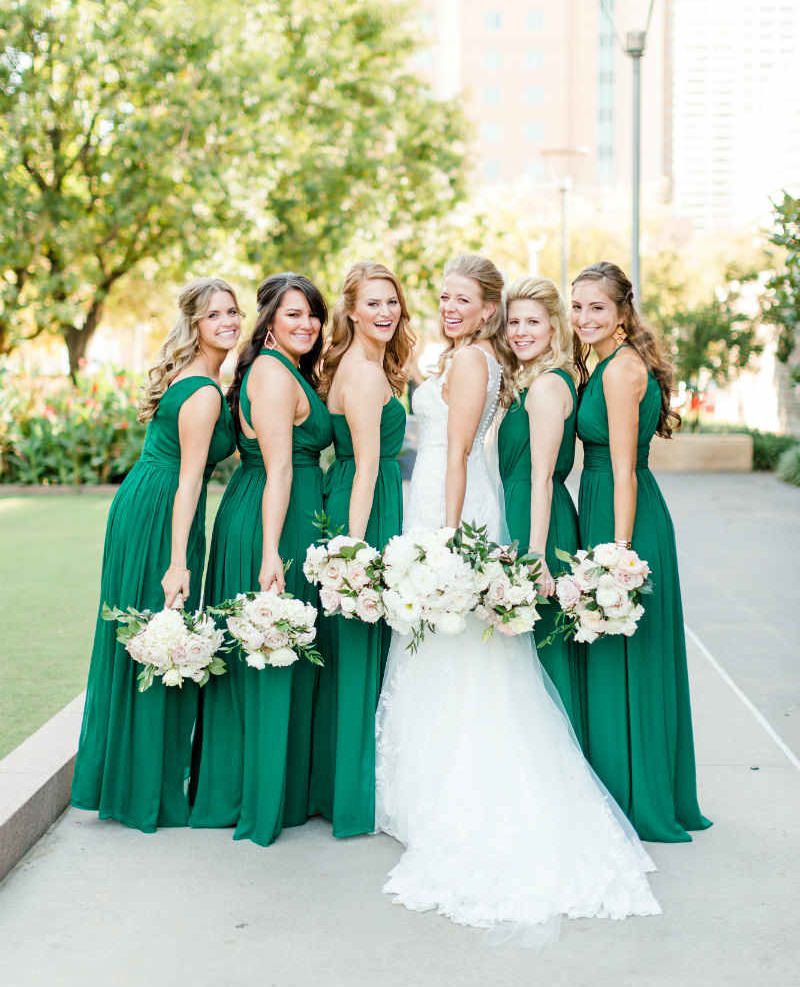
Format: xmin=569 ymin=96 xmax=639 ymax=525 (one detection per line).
xmin=375 ymin=348 xmax=660 ymax=942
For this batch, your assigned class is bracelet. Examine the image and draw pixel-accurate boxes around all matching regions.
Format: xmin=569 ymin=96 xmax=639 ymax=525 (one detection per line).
xmin=615 ymin=539 xmax=632 ymax=550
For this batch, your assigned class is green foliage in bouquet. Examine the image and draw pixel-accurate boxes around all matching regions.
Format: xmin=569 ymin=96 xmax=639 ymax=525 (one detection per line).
xmin=0 ymin=366 xmax=145 ymax=484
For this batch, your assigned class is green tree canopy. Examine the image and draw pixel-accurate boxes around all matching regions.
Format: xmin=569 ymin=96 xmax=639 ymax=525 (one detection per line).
xmin=764 ymin=192 xmax=800 ymax=362
xmin=0 ymin=0 xmax=469 ymax=373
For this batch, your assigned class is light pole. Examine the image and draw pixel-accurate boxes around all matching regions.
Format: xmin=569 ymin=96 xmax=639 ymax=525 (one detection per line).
xmin=625 ymin=29 xmax=647 ymax=304
xmin=540 ymin=148 xmax=588 ymax=299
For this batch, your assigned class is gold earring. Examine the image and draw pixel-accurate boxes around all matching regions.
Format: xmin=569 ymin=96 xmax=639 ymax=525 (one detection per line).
xmin=613 ymin=325 xmax=627 ymax=345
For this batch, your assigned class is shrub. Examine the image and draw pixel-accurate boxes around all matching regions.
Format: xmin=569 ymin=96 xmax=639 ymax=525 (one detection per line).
xmin=777 ymin=444 xmax=800 ymax=486
xmin=0 ymin=366 xmax=146 ymax=485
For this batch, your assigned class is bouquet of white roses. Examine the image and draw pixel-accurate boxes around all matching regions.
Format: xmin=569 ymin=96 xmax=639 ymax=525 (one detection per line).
xmin=209 ymin=589 xmax=322 ymax=669
xmin=102 ymin=603 xmax=227 ymax=692
xmin=303 ymin=534 xmax=384 ymax=624
xmin=554 ymin=543 xmax=652 ymax=643
xmin=381 ymin=527 xmax=481 ymax=652
xmin=451 ymin=522 xmax=544 ymax=638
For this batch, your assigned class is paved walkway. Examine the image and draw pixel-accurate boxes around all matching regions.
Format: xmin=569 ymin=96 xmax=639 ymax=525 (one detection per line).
xmin=1 ymin=473 xmax=798 ymax=986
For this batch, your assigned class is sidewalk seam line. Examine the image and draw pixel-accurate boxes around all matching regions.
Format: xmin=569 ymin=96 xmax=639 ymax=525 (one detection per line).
xmin=686 ymin=622 xmax=800 ymax=772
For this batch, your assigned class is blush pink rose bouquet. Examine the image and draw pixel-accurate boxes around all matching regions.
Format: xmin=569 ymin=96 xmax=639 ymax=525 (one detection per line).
xmin=209 ymin=590 xmax=322 ymax=669
xmin=303 ymin=533 xmax=385 ymax=624
xmin=553 ymin=543 xmax=652 ymax=644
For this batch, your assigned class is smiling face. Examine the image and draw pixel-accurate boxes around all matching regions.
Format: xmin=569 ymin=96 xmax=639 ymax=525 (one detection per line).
xmin=349 ymin=277 xmax=401 ymax=345
xmin=506 ymin=298 xmax=554 ymax=364
xmin=570 ymin=280 xmax=621 ymax=349
xmin=439 ymin=273 xmax=495 ymax=341
xmin=269 ymin=288 xmax=320 ymax=361
xmin=196 ymin=290 xmax=241 ymax=354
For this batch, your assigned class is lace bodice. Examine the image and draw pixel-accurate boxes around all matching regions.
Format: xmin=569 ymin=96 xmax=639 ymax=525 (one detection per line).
xmin=405 ymin=347 xmax=504 ymax=537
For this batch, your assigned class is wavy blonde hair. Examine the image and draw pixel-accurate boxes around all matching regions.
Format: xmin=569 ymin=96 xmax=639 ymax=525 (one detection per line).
xmin=572 ymin=261 xmax=680 ymax=437
xmin=320 ymin=261 xmax=415 ymax=399
xmin=138 ymin=277 xmax=242 ymax=422
xmin=438 ymin=253 xmax=515 ymax=400
xmin=504 ymin=276 xmax=584 ymax=405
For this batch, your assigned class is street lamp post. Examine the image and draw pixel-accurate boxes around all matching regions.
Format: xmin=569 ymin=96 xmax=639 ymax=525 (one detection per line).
xmin=625 ymin=29 xmax=647 ymax=305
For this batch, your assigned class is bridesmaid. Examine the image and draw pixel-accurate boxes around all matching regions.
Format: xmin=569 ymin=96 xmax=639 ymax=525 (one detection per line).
xmin=498 ymin=276 xmax=587 ymax=746
xmin=572 ymin=260 xmax=712 ymax=843
xmin=71 ymin=277 xmax=240 ymax=831
xmin=309 ymin=261 xmax=412 ymax=838
xmin=189 ymin=273 xmax=332 ymax=846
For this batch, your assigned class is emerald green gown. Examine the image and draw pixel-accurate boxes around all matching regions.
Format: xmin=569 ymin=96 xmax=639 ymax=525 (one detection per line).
xmin=309 ymin=397 xmax=406 ymax=837
xmin=498 ymin=368 xmax=587 ymax=746
xmin=577 ymin=345 xmax=711 ymax=842
xmin=189 ymin=349 xmax=332 ymax=846
xmin=71 ymin=377 xmax=235 ymax=832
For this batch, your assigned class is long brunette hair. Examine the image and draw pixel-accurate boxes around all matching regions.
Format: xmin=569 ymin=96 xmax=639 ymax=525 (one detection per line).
xmin=227 ymin=273 xmax=327 ymax=429
xmin=572 ymin=261 xmax=680 ymax=437
xmin=319 ymin=261 xmax=414 ymax=399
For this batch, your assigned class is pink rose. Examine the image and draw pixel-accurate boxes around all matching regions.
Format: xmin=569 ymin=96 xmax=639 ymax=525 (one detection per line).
xmin=556 ymin=575 xmax=582 ymax=610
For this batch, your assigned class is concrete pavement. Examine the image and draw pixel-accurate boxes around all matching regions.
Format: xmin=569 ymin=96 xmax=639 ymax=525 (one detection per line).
xmin=0 ymin=473 xmax=798 ymax=986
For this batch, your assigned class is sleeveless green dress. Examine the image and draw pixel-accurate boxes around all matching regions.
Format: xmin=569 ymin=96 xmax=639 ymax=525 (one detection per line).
xmin=498 ymin=368 xmax=587 ymax=746
xmin=577 ymin=345 xmax=712 ymax=842
xmin=309 ymin=397 xmax=406 ymax=837
xmin=189 ymin=349 xmax=332 ymax=846
xmin=71 ymin=377 xmax=235 ymax=832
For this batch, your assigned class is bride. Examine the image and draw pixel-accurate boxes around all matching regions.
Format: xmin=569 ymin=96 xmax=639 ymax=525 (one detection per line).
xmin=375 ymin=254 xmax=660 ymax=942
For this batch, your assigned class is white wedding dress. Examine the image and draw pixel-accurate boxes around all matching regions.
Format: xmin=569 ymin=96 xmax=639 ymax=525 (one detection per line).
xmin=375 ymin=348 xmax=660 ymax=943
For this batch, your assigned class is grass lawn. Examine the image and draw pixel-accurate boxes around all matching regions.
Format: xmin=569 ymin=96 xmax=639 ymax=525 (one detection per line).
xmin=0 ymin=491 xmax=222 ymax=759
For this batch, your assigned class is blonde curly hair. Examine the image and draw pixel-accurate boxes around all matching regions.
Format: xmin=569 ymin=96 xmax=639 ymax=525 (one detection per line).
xmin=138 ymin=277 xmax=242 ymax=423
xmin=504 ymin=276 xmax=582 ymax=404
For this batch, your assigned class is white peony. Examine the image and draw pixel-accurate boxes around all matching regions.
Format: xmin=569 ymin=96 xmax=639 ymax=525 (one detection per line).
xmin=339 ymin=594 xmax=358 ymax=615
xmin=267 ymin=647 xmax=298 ymax=667
xmin=592 ymin=542 xmax=622 ymax=568
xmin=245 ymin=652 xmax=267 ymax=670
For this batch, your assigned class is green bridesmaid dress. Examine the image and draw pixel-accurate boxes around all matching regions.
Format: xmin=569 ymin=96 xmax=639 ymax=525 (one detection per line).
xmin=498 ymin=368 xmax=587 ymax=746
xmin=309 ymin=397 xmax=406 ymax=837
xmin=577 ymin=344 xmax=712 ymax=842
xmin=189 ymin=349 xmax=332 ymax=846
xmin=71 ymin=377 xmax=235 ymax=832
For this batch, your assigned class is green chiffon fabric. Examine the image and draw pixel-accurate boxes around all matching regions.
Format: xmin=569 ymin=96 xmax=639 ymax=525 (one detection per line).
xmin=189 ymin=349 xmax=332 ymax=847
xmin=498 ymin=368 xmax=587 ymax=746
xmin=71 ymin=377 xmax=235 ymax=832
xmin=577 ymin=345 xmax=712 ymax=843
xmin=309 ymin=397 xmax=406 ymax=837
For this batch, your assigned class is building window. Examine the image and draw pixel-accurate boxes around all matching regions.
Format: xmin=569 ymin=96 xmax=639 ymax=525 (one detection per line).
xmin=484 ymin=11 xmax=502 ymax=30
xmin=527 ymin=9 xmax=544 ymax=31
xmin=483 ymin=86 xmax=502 ymax=105
xmin=480 ymin=122 xmax=502 ymax=143
xmin=524 ymin=122 xmax=544 ymax=142
xmin=483 ymin=52 xmax=502 ymax=71
xmin=524 ymin=85 xmax=544 ymax=104
xmin=526 ymin=51 xmax=543 ymax=69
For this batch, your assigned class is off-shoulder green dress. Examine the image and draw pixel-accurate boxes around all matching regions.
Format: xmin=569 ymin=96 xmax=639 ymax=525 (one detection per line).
xmin=498 ymin=368 xmax=587 ymax=746
xmin=71 ymin=377 xmax=235 ymax=832
xmin=309 ymin=397 xmax=406 ymax=837
xmin=577 ymin=345 xmax=711 ymax=842
xmin=189 ymin=349 xmax=332 ymax=846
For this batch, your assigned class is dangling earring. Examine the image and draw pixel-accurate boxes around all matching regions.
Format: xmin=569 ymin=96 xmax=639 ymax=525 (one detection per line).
xmin=613 ymin=324 xmax=627 ymax=345
xmin=265 ymin=329 xmax=277 ymax=348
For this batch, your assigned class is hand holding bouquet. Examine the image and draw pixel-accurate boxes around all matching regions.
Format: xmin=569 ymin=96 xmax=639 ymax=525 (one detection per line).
xmin=554 ymin=543 xmax=652 ymax=643
xmin=102 ymin=604 xmax=226 ymax=692
xmin=210 ymin=590 xmax=322 ymax=669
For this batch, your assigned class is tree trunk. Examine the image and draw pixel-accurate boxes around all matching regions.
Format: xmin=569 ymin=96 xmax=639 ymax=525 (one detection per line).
xmin=63 ymin=294 xmax=108 ymax=378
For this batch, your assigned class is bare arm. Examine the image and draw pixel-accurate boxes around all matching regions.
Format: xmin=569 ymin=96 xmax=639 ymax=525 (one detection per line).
xmin=444 ymin=347 xmax=488 ymax=528
xmin=165 ymin=386 xmax=222 ymax=607
xmin=527 ymin=375 xmax=571 ymax=595
xmin=250 ymin=360 xmax=299 ymax=593
xmin=604 ymin=354 xmax=648 ymax=544
xmin=342 ymin=366 xmax=386 ymax=540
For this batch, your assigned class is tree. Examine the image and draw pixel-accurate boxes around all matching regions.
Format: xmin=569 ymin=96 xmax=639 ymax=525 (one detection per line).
xmin=0 ymin=0 xmax=470 ymax=373
xmin=763 ymin=192 xmax=800 ymax=363
xmin=666 ymin=282 xmax=762 ymax=429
